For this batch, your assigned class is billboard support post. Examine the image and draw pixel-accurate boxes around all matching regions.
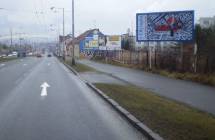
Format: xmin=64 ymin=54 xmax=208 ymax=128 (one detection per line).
xmin=180 ymin=43 xmax=184 ymax=71
xmin=148 ymin=42 xmax=152 ymax=70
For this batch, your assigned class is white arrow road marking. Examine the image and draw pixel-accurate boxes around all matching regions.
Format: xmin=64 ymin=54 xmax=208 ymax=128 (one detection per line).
xmin=48 ymin=63 xmax=51 ymax=66
xmin=40 ymin=82 xmax=50 ymax=97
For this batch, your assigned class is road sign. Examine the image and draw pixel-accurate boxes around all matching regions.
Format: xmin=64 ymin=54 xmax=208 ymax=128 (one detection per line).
xmin=136 ymin=11 xmax=195 ymax=42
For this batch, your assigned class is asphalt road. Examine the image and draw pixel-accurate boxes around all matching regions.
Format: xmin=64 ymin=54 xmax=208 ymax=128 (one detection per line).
xmin=79 ymin=60 xmax=215 ymax=115
xmin=0 ymin=57 xmax=145 ymax=140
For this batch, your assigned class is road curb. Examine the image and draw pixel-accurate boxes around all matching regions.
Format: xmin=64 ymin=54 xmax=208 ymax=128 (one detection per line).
xmin=86 ymin=82 xmax=164 ymax=140
xmin=61 ymin=59 xmax=164 ymax=140
xmin=61 ymin=60 xmax=79 ymax=76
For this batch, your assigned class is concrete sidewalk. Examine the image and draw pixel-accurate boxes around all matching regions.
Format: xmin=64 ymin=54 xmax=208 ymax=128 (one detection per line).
xmin=79 ymin=59 xmax=215 ymax=115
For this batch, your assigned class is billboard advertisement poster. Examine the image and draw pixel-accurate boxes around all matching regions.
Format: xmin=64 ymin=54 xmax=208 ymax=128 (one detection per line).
xmin=89 ymin=40 xmax=98 ymax=47
xmin=85 ymin=37 xmax=98 ymax=48
xmin=106 ymin=35 xmax=121 ymax=50
xmin=136 ymin=11 xmax=194 ymax=42
xmin=109 ymin=36 xmax=120 ymax=42
xmin=93 ymin=35 xmax=99 ymax=40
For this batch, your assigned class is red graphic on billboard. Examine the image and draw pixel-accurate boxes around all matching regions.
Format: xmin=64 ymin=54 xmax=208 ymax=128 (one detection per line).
xmin=154 ymin=16 xmax=183 ymax=36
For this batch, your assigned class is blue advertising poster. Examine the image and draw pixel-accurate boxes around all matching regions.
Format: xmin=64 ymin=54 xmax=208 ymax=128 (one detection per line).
xmin=136 ymin=11 xmax=194 ymax=42
xmin=85 ymin=37 xmax=99 ymax=48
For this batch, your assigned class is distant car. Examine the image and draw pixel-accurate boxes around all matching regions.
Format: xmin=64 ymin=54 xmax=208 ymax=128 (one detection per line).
xmin=12 ymin=52 xmax=18 ymax=56
xmin=2 ymin=54 xmax=7 ymax=58
xmin=7 ymin=54 xmax=13 ymax=57
xmin=36 ymin=54 xmax=42 ymax=58
xmin=47 ymin=54 xmax=52 ymax=57
xmin=28 ymin=52 xmax=33 ymax=56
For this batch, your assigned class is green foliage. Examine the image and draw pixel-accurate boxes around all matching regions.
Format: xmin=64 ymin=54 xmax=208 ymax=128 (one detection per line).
xmin=121 ymin=39 xmax=130 ymax=50
xmin=72 ymin=63 xmax=96 ymax=72
xmin=0 ymin=57 xmax=18 ymax=63
xmin=195 ymin=24 xmax=215 ymax=49
xmin=65 ymin=60 xmax=96 ymax=73
xmin=0 ymin=43 xmax=8 ymax=49
xmin=0 ymin=44 xmax=10 ymax=54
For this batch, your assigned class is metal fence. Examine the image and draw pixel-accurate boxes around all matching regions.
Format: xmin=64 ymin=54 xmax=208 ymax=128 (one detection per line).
xmin=92 ymin=47 xmax=215 ymax=74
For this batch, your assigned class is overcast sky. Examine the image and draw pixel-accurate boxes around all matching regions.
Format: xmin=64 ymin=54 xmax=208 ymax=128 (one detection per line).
xmin=0 ymin=0 xmax=215 ymax=40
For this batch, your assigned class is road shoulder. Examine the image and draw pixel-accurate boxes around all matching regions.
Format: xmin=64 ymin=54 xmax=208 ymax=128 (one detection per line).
xmin=60 ymin=59 xmax=164 ymax=140
xmin=61 ymin=59 xmax=215 ymax=140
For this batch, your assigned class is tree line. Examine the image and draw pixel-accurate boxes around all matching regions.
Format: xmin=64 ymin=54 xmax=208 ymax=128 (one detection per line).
xmin=195 ymin=24 xmax=215 ymax=73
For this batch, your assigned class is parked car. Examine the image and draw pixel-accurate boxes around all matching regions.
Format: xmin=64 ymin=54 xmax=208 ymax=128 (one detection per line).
xmin=36 ymin=54 xmax=42 ymax=58
xmin=12 ymin=52 xmax=18 ymax=56
xmin=2 ymin=54 xmax=7 ymax=58
xmin=28 ymin=52 xmax=33 ymax=56
xmin=7 ymin=54 xmax=13 ymax=57
xmin=47 ymin=54 xmax=52 ymax=57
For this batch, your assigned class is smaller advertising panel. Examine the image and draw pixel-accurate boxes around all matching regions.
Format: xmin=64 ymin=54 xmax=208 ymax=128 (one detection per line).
xmin=106 ymin=35 xmax=121 ymax=50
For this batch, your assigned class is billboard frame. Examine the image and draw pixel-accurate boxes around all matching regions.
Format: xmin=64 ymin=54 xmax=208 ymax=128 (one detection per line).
xmin=136 ymin=10 xmax=195 ymax=42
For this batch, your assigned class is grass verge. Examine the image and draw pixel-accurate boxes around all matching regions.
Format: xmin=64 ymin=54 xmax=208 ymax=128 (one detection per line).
xmin=65 ymin=60 xmax=96 ymax=73
xmin=0 ymin=57 xmax=18 ymax=63
xmin=152 ymin=70 xmax=215 ymax=87
xmin=95 ymin=83 xmax=215 ymax=140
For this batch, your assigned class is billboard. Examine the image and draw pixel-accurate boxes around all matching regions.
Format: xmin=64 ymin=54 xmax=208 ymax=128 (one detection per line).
xmin=85 ymin=36 xmax=98 ymax=48
xmin=106 ymin=35 xmax=121 ymax=50
xmin=136 ymin=11 xmax=194 ymax=42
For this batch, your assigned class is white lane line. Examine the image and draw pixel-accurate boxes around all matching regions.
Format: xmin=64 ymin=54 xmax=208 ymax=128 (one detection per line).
xmin=0 ymin=63 xmax=5 ymax=67
xmin=48 ymin=63 xmax=51 ymax=66
xmin=40 ymin=82 xmax=50 ymax=97
xmin=23 ymin=64 xmax=27 ymax=66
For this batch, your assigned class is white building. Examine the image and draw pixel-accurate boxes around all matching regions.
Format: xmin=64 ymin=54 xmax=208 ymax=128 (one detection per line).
xmin=199 ymin=16 xmax=215 ymax=28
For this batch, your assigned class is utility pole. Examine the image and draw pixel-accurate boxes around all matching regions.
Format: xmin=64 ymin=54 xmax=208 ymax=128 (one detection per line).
xmin=72 ymin=0 xmax=75 ymax=65
xmin=10 ymin=28 xmax=13 ymax=47
xmin=62 ymin=8 xmax=65 ymax=59
xmin=63 ymin=8 xmax=65 ymax=38
xmin=19 ymin=38 xmax=22 ymax=48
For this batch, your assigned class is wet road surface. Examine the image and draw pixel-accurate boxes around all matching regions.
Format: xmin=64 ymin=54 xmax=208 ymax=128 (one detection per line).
xmin=0 ymin=57 xmax=145 ymax=140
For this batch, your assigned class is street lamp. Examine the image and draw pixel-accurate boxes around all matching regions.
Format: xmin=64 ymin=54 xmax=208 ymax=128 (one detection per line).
xmin=71 ymin=0 xmax=76 ymax=65
xmin=50 ymin=7 xmax=65 ymax=38
xmin=51 ymin=7 xmax=65 ymax=58
xmin=51 ymin=2 xmax=75 ymax=65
